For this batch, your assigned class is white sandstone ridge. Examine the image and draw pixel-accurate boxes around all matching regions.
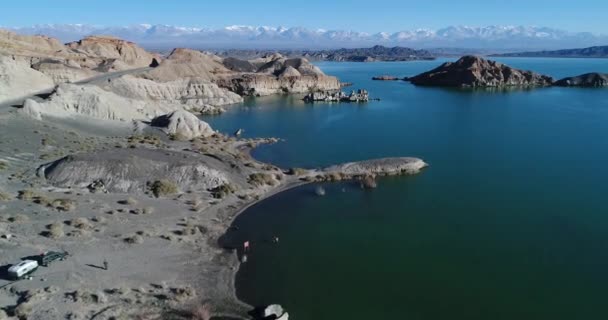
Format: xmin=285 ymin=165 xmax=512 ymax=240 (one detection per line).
xmin=3 ymin=29 xmax=341 ymax=120
xmin=0 ymin=55 xmax=55 ymax=102
xmin=38 ymin=148 xmax=231 ymax=194
xmin=104 ymin=75 xmax=243 ymax=110
xmin=0 ymin=29 xmax=161 ymax=103
xmin=22 ymin=83 xmax=153 ymax=121
xmin=150 ymin=110 xmax=215 ymax=140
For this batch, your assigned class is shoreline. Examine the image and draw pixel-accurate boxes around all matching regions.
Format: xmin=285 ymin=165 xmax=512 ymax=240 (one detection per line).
xmin=217 ymin=152 xmax=428 ymax=318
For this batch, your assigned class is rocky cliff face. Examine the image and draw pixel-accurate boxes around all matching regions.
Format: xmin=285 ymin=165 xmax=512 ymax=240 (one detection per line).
xmin=66 ymin=35 xmax=161 ymax=70
xmin=554 ymin=73 xmax=608 ymax=87
xmin=3 ymin=29 xmax=342 ymax=121
xmin=150 ymin=110 xmax=215 ymax=140
xmin=409 ymin=56 xmax=554 ymax=87
xmin=0 ymin=56 xmax=56 ymax=102
xmin=217 ymin=54 xmax=341 ymax=96
xmin=104 ymin=75 xmax=243 ymax=110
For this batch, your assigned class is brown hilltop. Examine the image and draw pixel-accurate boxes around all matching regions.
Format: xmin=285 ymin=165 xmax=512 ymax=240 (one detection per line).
xmin=409 ymin=55 xmax=554 ymax=88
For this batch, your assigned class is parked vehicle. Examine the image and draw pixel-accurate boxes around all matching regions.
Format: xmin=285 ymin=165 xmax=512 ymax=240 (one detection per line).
xmin=7 ymin=260 xmax=38 ymax=280
xmin=37 ymin=251 xmax=69 ymax=267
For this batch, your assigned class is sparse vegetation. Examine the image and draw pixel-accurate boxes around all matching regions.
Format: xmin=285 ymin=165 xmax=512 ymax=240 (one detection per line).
xmin=150 ymin=179 xmax=179 ymax=198
xmin=67 ymin=217 xmax=93 ymax=230
xmin=51 ymin=198 xmax=76 ymax=211
xmin=41 ymin=223 xmax=64 ymax=239
xmin=287 ymin=167 xmax=308 ymax=176
xmin=118 ymin=197 xmax=138 ymax=205
xmin=0 ymin=161 xmax=7 ymax=171
xmin=248 ymin=173 xmax=278 ymax=186
xmin=124 ymin=235 xmax=144 ymax=244
xmin=0 ymin=190 xmax=11 ymax=201
xmin=169 ymin=132 xmax=189 ymax=141
xmin=210 ymin=183 xmax=236 ymax=199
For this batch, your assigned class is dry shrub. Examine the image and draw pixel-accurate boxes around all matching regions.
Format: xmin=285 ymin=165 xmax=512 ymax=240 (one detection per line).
xmin=210 ymin=184 xmax=236 ymax=199
xmin=42 ymin=222 xmax=64 ymax=239
xmin=150 ymin=180 xmax=178 ymax=198
xmin=248 ymin=173 xmax=278 ymax=187
xmin=119 ymin=197 xmax=138 ymax=205
xmin=124 ymin=235 xmax=144 ymax=244
xmin=0 ymin=191 xmax=11 ymax=201
xmin=8 ymin=214 xmax=29 ymax=223
xmin=287 ymin=168 xmax=308 ymax=176
xmin=68 ymin=218 xmax=93 ymax=230
xmin=51 ymin=198 xmax=76 ymax=211
xmin=17 ymin=189 xmax=38 ymax=201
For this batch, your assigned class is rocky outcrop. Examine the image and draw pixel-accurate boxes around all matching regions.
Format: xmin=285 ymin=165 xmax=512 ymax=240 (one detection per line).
xmin=554 ymin=73 xmax=608 ymax=87
xmin=31 ymin=58 xmax=100 ymax=83
xmin=103 ymin=75 xmax=243 ymax=110
xmin=218 ymin=74 xmax=341 ymax=96
xmin=21 ymin=83 xmax=177 ymax=121
xmin=0 ymin=56 xmax=55 ymax=102
xmin=372 ymin=75 xmax=401 ymax=81
xmin=409 ymin=56 xmax=554 ymax=88
xmin=66 ymin=35 xmax=160 ymax=70
xmin=0 ymin=29 xmax=67 ymax=58
xmin=150 ymin=110 xmax=215 ymax=140
xmin=303 ymin=89 xmax=369 ymax=102
xmin=39 ymin=149 xmax=230 ymax=194
xmin=216 ymin=54 xmax=341 ymax=96
xmin=142 ymin=48 xmax=230 ymax=82
xmin=323 ymin=157 xmax=428 ymax=176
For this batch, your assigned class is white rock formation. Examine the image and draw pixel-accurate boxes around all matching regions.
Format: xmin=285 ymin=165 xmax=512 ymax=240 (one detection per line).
xmin=0 ymin=56 xmax=55 ymax=103
xmin=21 ymin=84 xmax=155 ymax=121
xmin=66 ymin=35 xmax=160 ymax=70
xmin=104 ymin=75 xmax=243 ymax=108
xmin=150 ymin=110 xmax=215 ymax=140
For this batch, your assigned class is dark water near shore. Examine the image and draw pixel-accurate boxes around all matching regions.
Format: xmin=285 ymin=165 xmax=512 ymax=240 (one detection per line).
xmin=205 ymin=58 xmax=608 ymax=320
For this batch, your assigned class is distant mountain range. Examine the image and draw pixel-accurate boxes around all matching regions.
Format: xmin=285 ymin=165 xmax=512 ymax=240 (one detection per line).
xmin=4 ymin=24 xmax=608 ymax=50
xmin=493 ymin=46 xmax=608 ymax=58
xmin=214 ymin=45 xmax=434 ymax=62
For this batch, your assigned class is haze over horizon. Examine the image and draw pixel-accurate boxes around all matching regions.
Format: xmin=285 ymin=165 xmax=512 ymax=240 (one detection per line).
xmin=2 ymin=0 xmax=608 ymax=34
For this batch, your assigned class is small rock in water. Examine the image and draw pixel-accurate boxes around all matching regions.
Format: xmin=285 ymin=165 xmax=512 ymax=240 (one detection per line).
xmin=361 ymin=175 xmax=378 ymax=189
xmin=315 ymin=186 xmax=326 ymax=196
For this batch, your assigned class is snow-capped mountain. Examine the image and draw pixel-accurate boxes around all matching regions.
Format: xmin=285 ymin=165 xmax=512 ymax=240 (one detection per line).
xmin=5 ymin=24 xmax=607 ymax=50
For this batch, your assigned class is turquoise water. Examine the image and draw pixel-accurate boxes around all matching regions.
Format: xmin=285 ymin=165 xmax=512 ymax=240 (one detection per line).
xmin=205 ymin=58 xmax=608 ymax=320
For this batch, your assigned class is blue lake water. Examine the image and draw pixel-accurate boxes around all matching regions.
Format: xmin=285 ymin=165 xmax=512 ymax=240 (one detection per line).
xmin=204 ymin=58 xmax=608 ymax=320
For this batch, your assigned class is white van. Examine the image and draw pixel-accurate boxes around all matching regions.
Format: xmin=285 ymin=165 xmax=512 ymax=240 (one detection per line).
xmin=7 ymin=260 xmax=38 ymax=280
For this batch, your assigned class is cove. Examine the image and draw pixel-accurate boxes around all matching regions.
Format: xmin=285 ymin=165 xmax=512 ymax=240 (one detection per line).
xmin=205 ymin=58 xmax=608 ymax=319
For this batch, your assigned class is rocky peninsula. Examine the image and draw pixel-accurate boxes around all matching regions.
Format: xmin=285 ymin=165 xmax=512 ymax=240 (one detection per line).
xmin=0 ymin=29 xmax=425 ymax=319
xmin=554 ymin=73 xmax=608 ymax=87
xmin=408 ymin=56 xmax=554 ymax=88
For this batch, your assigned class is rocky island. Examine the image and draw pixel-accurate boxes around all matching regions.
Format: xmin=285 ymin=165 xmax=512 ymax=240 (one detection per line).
xmin=0 ymin=29 xmax=425 ymax=319
xmin=554 ymin=73 xmax=608 ymax=87
xmin=408 ymin=56 xmax=554 ymax=88
xmin=303 ymin=89 xmax=370 ymax=102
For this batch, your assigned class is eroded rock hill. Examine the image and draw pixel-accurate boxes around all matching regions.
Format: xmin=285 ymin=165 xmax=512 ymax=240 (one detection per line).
xmin=409 ymin=56 xmax=554 ymax=88
xmin=554 ymin=73 xmax=608 ymax=87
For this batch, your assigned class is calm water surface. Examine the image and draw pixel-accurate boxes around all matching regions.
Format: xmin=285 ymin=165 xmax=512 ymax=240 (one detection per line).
xmin=204 ymin=58 xmax=608 ymax=320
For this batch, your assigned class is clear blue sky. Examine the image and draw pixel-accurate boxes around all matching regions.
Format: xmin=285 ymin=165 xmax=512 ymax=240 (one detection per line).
xmin=2 ymin=0 xmax=607 ymax=33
